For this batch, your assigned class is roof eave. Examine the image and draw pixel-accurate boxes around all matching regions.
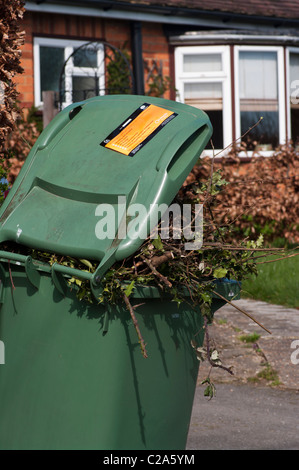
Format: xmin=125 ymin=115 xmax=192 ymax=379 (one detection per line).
xmin=26 ymin=0 xmax=299 ymax=27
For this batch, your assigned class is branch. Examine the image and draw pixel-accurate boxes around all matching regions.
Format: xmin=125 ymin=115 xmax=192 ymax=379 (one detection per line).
xmin=150 ymin=251 xmax=174 ymax=268
xmin=141 ymin=256 xmax=172 ymax=288
xmin=204 ymin=316 xmax=233 ymax=375
xmin=123 ymin=292 xmax=148 ymax=358
xmin=211 ymin=290 xmax=272 ymax=335
xmin=213 ymin=117 xmax=264 ymax=158
xmin=256 ymin=253 xmax=299 ymax=264
xmin=202 ymin=244 xmax=284 ymax=252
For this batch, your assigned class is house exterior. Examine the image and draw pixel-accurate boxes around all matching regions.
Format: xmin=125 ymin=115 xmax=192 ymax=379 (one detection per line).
xmin=18 ymin=0 xmax=299 ymax=154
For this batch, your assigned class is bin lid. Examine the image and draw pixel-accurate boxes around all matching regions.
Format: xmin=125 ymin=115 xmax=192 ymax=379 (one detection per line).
xmin=0 ymin=95 xmax=212 ymax=279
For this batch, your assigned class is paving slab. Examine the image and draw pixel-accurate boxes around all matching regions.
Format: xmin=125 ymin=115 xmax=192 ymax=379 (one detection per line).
xmin=187 ymin=382 xmax=299 ymax=450
xmin=186 ymin=299 xmax=299 ymax=450
xmin=197 ymin=298 xmax=299 ymax=390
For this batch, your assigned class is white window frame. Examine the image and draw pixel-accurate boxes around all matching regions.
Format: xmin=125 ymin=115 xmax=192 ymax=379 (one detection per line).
xmin=286 ymin=46 xmax=299 ymax=143
xmin=174 ymin=45 xmax=232 ymax=154
xmin=234 ymin=45 xmax=286 ymax=155
xmin=33 ymin=37 xmax=105 ymax=109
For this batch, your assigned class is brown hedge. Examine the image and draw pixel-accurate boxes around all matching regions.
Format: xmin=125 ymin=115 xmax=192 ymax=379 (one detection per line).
xmin=0 ymin=0 xmax=25 ymax=146
xmin=185 ymin=145 xmax=299 ymax=245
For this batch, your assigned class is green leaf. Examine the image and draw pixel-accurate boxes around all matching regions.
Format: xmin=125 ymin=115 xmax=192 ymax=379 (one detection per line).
xmin=152 ymin=235 xmax=164 ymax=251
xmin=124 ymin=280 xmax=135 ymax=298
xmin=204 ymin=385 xmax=215 ymax=399
xmin=256 ymin=234 xmax=264 ymax=248
xmin=201 ymin=377 xmax=216 ymax=400
xmin=79 ymin=259 xmax=94 ymax=270
xmin=201 ymin=292 xmax=212 ymax=304
xmin=213 ymin=267 xmax=228 ymax=278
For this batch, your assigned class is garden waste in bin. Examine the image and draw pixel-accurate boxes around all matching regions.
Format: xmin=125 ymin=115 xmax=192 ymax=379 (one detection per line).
xmin=0 ymin=95 xmax=240 ymax=450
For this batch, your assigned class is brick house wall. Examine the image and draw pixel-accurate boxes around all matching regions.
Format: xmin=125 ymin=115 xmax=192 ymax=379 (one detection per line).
xmin=15 ymin=1 xmax=299 ymax=155
xmin=16 ymin=9 xmax=171 ymax=111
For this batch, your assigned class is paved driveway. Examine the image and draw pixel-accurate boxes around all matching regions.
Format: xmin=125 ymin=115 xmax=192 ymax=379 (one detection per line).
xmin=186 ymin=299 xmax=299 ymax=450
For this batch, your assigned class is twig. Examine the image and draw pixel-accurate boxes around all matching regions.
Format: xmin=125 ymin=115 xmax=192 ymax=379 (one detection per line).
xmin=8 ymin=260 xmax=15 ymax=290
xmin=213 ymin=117 xmax=264 ymax=158
xmin=150 ymin=251 xmax=174 ymax=268
xmin=203 ymin=138 xmax=216 ymax=205
xmin=240 ymin=252 xmax=290 ymax=262
xmin=202 ymin=244 xmax=284 ymax=252
xmin=256 ymin=253 xmax=299 ymax=264
xmin=204 ymin=316 xmax=233 ymax=375
xmin=211 ymin=290 xmax=272 ymax=335
xmin=20 ymin=134 xmax=32 ymax=150
xmin=123 ymin=292 xmax=148 ymax=358
xmin=141 ymin=256 xmax=172 ymax=288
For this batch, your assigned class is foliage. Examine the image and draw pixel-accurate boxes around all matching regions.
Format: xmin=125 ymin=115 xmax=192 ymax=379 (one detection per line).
xmin=238 ymin=332 xmax=261 ymax=343
xmin=0 ymin=175 xmax=9 ymax=207
xmin=0 ymin=0 xmax=25 ymax=146
xmin=1 ymin=106 xmax=40 ymax=183
xmin=187 ymin=143 xmax=299 ymax=245
xmin=0 ymin=0 xmax=32 ymax=187
xmin=146 ymin=73 xmax=173 ymax=98
xmin=201 ymin=377 xmax=217 ymax=400
xmin=248 ymin=363 xmax=281 ymax=386
xmin=144 ymin=59 xmax=174 ymax=98
xmin=106 ymin=44 xmax=132 ymax=95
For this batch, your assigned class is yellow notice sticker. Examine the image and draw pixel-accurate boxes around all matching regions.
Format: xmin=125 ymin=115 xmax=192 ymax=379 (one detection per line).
xmin=100 ymin=103 xmax=177 ymax=156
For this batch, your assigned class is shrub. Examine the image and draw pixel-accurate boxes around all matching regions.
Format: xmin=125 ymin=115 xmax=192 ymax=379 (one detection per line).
xmin=1 ymin=107 xmax=40 ymax=183
xmin=0 ymin=1 xmax=25 ymax=146
xmin=186 ymin=144 xmax=299 ymax=245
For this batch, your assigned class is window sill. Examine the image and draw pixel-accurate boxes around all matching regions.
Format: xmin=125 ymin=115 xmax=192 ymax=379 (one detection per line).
xmin=201 ymin=149 xmax=276 ymax=160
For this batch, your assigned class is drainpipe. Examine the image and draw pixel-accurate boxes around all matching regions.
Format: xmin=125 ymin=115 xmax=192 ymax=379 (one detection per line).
xmin=131 ymin=21 xmax=145 ymax=95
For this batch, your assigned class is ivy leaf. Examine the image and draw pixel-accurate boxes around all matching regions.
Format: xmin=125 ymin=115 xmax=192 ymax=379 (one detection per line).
xmin=213 ymin=267 xmax=228 ymax=278
xmin=211 ymin=349 xmax=221 ymax=364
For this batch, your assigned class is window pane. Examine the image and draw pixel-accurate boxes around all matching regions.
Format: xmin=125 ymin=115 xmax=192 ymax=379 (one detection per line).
xmin=183 ymin=54 xmax=222 ymax=73
xmin=239 ymin=51 xmax=279 ymax=150
xmin=239 ymin=51 xmax=277 ymax=100
xmin=73 ymin=47 xmax=98 ymax=68
xmin=40 ymin=46 xmax=65 ymax=101
xmin=289 ymin=53 xmax=299 ymax=144
xmin=184 ymin=82 xmax=223 ymax=149
xmin=72 ymin=76 xmax=98 ymax=102
xmin=289 ymin=53 xmax=299 ymax=84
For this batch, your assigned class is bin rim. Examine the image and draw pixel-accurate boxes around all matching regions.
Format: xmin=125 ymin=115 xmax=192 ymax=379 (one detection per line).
xmin=127 ymin=278 xmax=241 ymax=299
xmin=0 ymin=251 xmax=241 ymax=300
xmin=0 ymin=249 xmax=240 ymax=302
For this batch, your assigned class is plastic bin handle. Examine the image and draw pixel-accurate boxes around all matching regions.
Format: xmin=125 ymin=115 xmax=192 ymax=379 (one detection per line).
xmin=155 ymin=118 xmax=211 ymax=173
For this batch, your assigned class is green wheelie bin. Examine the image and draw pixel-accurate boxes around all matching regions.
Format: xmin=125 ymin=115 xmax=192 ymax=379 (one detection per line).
xmin=0 ymin=95 xmax=240 ymax=450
